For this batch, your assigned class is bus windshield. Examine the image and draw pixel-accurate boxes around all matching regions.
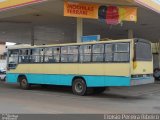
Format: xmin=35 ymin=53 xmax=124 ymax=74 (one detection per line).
xmin=135 ymin=40 xmax=152 ymax=61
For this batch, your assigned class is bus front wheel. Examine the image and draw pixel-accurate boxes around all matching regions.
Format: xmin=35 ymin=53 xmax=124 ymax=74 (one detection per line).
xmin=72 ymin=78 xmax=87 ymax=96
xmin=19 ymin=76 xmax=31 ymax=90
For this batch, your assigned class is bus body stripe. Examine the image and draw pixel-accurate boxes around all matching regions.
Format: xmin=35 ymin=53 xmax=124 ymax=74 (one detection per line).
xmin=6 ymin=73 xmax=131 ymax=87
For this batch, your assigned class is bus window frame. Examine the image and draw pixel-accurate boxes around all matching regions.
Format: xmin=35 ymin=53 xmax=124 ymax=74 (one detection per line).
xmin=113 ymin=43 xmax=130 ymax=62
xmin=60 ymin=45 xmax=79 ymax=63
xmin=105 ymin=43 xmax=114 ymax=62
xmin=29 ymin=48 xmax=45 ymax=63
xmin=134 ymin=39 xmax=152 ymax=61
xmin=52 ymin=46 xmax=61 ymax=63
xmin=92 ymin=44 xmax=105 ymax=62
xmin=8 ymin=49 xmax=19 ymax=69
xmin=79 ymin=44 xmax=92 ymax=63
xmin=60 ymin=46 xmax=69 ymax=63
xmin=8 ymin=41 xmax=131 ymax=67
xmin=19 ymin=49 xmax=30 ymax=64
xmin=104 ymin=42 xmax=130 ymax=63
xmin=44 ymin=47 xmax=53 ymax=63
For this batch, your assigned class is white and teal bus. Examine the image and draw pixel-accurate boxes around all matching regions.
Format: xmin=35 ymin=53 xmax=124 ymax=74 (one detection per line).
xmin=6 ymin=38 xmax=154 ymax=95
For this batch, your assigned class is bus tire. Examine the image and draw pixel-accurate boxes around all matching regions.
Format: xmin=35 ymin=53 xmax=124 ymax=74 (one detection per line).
xmin=19 ymin=76 xmax=31 ymax=90
xmin=72 ymin=78 xmax=87 ymax=96
xmin=93 ymin=87 xmax=106 ymax=94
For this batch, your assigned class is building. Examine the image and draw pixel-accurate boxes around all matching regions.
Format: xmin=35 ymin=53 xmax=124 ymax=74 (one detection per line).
xmin=0 ymin=0 xmax=159 ymax=68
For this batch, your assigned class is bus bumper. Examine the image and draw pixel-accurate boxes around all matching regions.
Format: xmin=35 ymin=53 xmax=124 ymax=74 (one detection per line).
xmin=131 ymin=77 xmax=155 ymax=86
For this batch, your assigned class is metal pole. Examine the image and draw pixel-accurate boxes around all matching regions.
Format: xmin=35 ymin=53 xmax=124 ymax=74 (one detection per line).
xmin=31 ymin=26 xmax=35 ymax=46
xmin=128 ymin=29 xmax=134 ymax=39
xmin=77 ymin=18 xmax=83 ymax=43
xmin=158 ymin=42 xmax=160 ymax=68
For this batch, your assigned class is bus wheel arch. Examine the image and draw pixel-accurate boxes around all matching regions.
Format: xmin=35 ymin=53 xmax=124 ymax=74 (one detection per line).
xmin=72 ymin=76 xmax=86 ymax=84
xmin=18 ymin=74 xmax=31 ymax=90
xmin=17 ymin=74 xmax=26 ymax=82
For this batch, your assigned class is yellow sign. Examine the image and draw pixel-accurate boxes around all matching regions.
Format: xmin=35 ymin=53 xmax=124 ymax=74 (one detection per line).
xmin=119 ymin=7 xmax=137 ymax=22
xmin=135 ymin=0 xmax=160 ymax=14
xmin=64 ymin=1 xmax=99 ymax=19
xmin=64 ymin=1 xmax=137 ymax=22
xmin=0 ymin=0 xmax=46 ymax=11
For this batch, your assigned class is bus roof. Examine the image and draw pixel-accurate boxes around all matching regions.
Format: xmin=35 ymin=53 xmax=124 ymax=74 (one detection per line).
xmin=7 ymin=39 xmax=134 ymax=50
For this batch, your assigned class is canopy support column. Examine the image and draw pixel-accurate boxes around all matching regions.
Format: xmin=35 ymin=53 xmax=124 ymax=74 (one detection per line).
xmin=77 ymin=18 xmax=83 ymax=43
xmin=31 ymin=26 xmax=35 ymax=46
xmin=158 ymin=45 xmax=160 ymax=68
xmin=128 ymin=29 xmax=134 ymax=39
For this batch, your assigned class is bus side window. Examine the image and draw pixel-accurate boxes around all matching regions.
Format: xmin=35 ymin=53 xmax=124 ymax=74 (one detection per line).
xmin=53 ymin=47 xmax=60 ymax=63
xmin=8 ymin=50 xmax=19 ymax=69
xmin=92 ymin=44 xmax=104 ymax=62
xmin=61 ymin=46 xmax=68 ymax=62
xmin=79 ymin=45 xmax=91 ymax=62
xmin=114 ymin=43 xmax=129 ymax=62
xmin=68 ymin=46 xmax=78 ymax=63
xmin=19 ymin=49 xmax=29 ymax=63
xmin=105 ymin=44 xmax=113 ymax=62
xmin=30 ymin=49 xmax=40 ymax=63
xmin=44 ymin=48 xmax=53 ymax=63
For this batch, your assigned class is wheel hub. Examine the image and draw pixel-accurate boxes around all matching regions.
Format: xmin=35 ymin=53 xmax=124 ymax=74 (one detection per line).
xmin=21 ymin=79 xmax=27 ymax=87
xmin=75 ymin=82 xmax=83 ymax=93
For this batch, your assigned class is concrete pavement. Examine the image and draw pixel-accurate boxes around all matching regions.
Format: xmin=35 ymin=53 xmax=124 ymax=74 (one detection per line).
xmin=0 ymin=81 xmax=160 ymax=114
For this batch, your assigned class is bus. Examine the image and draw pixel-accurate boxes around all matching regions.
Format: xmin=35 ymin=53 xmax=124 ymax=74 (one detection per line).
xmin=6 ymin=38 xmax=154 ymax=96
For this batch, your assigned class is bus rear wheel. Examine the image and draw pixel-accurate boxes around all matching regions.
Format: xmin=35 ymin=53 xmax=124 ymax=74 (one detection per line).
xmin=72 ymin=78 xmax=87 ymax=96
xmin=19 ymin=76 xmax=30 ymax=90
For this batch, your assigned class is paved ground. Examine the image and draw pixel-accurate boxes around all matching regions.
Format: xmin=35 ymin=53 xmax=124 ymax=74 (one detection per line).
xmin=0 ymin=81 xmax=160 ymax=114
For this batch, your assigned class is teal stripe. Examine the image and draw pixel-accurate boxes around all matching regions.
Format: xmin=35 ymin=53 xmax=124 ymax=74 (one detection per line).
xmin=6 ymin=73 xmax=131 ymax=87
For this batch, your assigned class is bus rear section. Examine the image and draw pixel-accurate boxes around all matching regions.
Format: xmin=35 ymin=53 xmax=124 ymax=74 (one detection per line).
xmin=131 ymin=39 xmax=154 ymax=86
